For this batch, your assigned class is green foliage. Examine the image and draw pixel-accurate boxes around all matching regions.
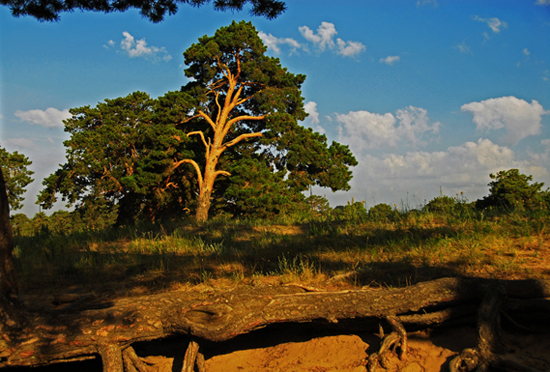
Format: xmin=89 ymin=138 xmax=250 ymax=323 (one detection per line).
xmin=178 ymin=20 xmax=357 ymax=219
xmin=39 ymin=22 xmax=358 ymax=223
xmin=11 ymin=207 xmax=118 ymax=237
xmin=0 ymin=146 xmax=34 ymax=211
xmin=424 ymin=195 xmax=457 ymax=214
xmin=368 ymin=203 xmax=395 ymax=221
xmin=38 ymin=91 xmax=195 ymax=224
xmin=476 ymin=169 xmax=547 ymax=212
xmin=3 ymin=0 xmax=286 ymax=23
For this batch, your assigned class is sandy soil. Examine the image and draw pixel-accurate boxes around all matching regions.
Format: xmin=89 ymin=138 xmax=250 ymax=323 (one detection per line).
xmin=132 ymin=323 xmax=550 ymax=372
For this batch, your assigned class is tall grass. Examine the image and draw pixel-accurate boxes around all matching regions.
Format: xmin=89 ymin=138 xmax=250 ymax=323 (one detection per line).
xmin=12 ymin=204 xmax=550 ymax=295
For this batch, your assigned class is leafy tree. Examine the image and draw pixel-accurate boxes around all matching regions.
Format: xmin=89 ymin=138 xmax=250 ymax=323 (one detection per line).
xmin=475 ymin=169 xmax=546 ymax=212
xmin=174 ymin=21 xmax=357 ymax=222
xmin=1 ymin=0 xmax=286 ymax=22
xmin=0 ymin=147 xmax=34 ymax=211
xmin=38 ymin=91 xmax=194 ymax=224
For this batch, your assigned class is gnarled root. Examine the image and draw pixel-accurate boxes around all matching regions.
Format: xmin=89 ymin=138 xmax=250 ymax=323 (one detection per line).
xmin=182 ymin=341 xmax=206 ymax=372
xmin=454 ymin=286 xmax=547 ymax=372
xmin=366 ymin=316 xmax=408 ymax=371
xmin=122 ymin=346 xmax=150 ymax=372
xmin=449 ymin=348 xmax=480 ymax=372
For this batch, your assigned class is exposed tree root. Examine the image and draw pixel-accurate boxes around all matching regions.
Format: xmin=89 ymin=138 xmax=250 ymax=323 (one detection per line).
xmin=0 ymin=277 xmax=549 ymax=370
xmin=452 ymin=285 xmax=547 ymax=372
xmin=367 ymin=316 xmax=408 ymax=371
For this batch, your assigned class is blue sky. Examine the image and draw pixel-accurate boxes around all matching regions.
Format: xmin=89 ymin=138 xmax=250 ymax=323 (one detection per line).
xmin=1 ymin=0 xmax=550 ymax=216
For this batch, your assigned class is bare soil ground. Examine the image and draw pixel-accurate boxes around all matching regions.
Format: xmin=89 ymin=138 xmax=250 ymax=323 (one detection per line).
xmin=128 ymin=325 xmax=550 ymax=372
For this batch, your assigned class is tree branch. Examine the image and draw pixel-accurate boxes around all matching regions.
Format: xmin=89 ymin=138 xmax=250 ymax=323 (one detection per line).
xmin=173 ymin=159 xmax=203 ymax=191
xmin=222 ymin=132 xmax=263 ymax=150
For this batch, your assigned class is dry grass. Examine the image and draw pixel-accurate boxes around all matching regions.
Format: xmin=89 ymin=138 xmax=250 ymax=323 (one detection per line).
xmin=13 ymin=212 xmax=550 ymax=300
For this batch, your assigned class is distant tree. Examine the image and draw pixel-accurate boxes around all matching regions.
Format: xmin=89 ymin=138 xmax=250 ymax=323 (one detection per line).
xmin=1 ymin=0 xmax=285 ymax=22
xmin=173 ymin=21 xmax=357 ymax=222
xmin=368 ymin=203 xmax=394 ymax=221
xmin=475 ymin=169 xmax=546 ymax=212
xmin=424 ymin=195 xmax=456 ymax=214
xmin=0 ymin=147 xmax=34 ymax=211
xmin=38 ymin=91 xmax=194 ymax=224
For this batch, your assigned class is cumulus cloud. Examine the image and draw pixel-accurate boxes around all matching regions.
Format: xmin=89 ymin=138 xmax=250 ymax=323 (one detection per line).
xmin=336 ymin=39 xmax=366 ymax=57
xmin=472 ymin=16 xmax=508 ymax=33
xmin=119 ymin=32 xmax=172 ymax=62
xmin=14 ymin=108 xmax=71 ymax=128
xmin=379 ymin=56 xmax=400 ymax=65
xmin=298 ymin=22 xmax=365 ymax=58
xmin=461 ymin=96 xmax=548 ymax=145
xmin=299 ymin=22 xmax=337 ymax=50
xmin=333 ymin=137 xmax=549 ymax=209
xmin=258 ymin=31 xmax=301 ymax=54
xmin=303 ymin=101 xmax=325 ymax=134
xmin=336 ymin=106 xmax=440 ymax=153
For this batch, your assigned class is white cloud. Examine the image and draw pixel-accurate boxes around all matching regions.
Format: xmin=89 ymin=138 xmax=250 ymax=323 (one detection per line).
xmin=336 ymin=106 xmax=440 ymax=153
xmin=461 ymin=96 xmax=548 ymax=145
xmin=416 ymin=0 xmax=438 ymax=7
xmin=329 ymin=138 xmax=549 ymax=209
xmin=303 ymin=101 xmax=325 ymax=134
xmin=336 ymin=39 xmax=366 ymax=57
xmin=455 ymin=40 xmax=472 ymax=54
xmin=535 ymin=0 xmax=550 ymax=5
xmin=523 ymin=48 xmax=530 ymax=57
xmin=299 ymin=22 xmax=365 ymax=58
xmin=119 ymin=32 xmax=172 ymax=62
xmin=103 ymin=40 xmax=115 ymax=49
xmin=379 ymin=55 xmax=400 ymax=65
xmin=472 ymin=16 xmax=508 ymax=33
xmin=299 ymin=22 xmax=337 ymax=51
xmin=14 ymin=107 xmax=71 ymax=128
xmin=258 ymin=31 xmax=301 ymax=54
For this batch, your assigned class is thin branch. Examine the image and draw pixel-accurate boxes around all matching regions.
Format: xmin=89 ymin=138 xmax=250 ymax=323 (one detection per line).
xmin=187 ymin=131 xmax=211 ymax=160
xmin=214 ymin=91 xmax=222 ymax=124
xmin=214 ymin=170 xmax=231 ymax=178
xmin=173 ymin=159 xmax=203 ymax=191
xmin=215 ymin=55 xmax=230 ymax=81
xmin=225 ymin=114 xmax=265 ymax=132
xmin=222 ymin=132 xmax=263 ymax=150
xmin=197 ymin=111 xmax=217 ymax=131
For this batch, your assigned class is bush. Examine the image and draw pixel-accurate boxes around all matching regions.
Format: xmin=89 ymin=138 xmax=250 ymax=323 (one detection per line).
xmin=424 ymin=195 xmax=456 ymax=214
xmin=475 ymin=169 xmax=546 ymax=212
xmin=368 ymin=203 xmax=395 ymax=221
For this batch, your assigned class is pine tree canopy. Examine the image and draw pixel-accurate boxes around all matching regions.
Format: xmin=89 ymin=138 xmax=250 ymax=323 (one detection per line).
xmin=1 ymin=0 xmax=286 ymax=23
xmin=38 ymin=21 xmax=358 ymax=223
xmin=0 ymin=147 xmax=34 ymax=211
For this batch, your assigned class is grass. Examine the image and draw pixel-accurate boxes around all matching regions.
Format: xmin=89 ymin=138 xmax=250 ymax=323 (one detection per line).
xmin=12 ymin=208 xmax=550 ymax=299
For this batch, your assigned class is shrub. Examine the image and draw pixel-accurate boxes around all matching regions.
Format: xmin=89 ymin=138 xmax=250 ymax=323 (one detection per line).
xmin=368 ymin=203 xmax=395 ymax=221
xmin=424 ymin=195 xmax=456 ymax=214
xmin=475 ymin=169 xmax=546 ymax=212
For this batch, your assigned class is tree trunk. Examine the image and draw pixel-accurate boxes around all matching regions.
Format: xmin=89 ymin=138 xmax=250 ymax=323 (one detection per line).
xmin=195 ymin=186 xmax=212 ymax=223
xmin=195 ymin=160 xmax=217 ymax=223
xmin=0 ymin=168 xmax=17 ymax=302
